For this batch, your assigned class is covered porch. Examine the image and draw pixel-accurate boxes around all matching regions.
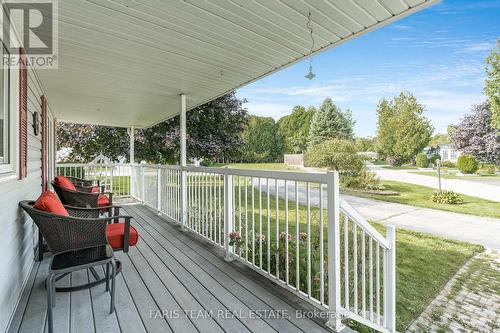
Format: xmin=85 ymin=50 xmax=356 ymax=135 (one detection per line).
xmin=10 ymin=204 xmax=331 ymax=333
xmin=3 ymin=1 xmax=441 ymax=333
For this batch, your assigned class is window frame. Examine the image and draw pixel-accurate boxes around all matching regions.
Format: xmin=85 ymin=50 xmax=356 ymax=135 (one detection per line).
xmin=0 ymin=41 xmax=13 ymax=175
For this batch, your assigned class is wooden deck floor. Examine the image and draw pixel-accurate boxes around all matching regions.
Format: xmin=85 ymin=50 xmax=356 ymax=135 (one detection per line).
xmin=9 ymin=204 xmax=332 ymax=333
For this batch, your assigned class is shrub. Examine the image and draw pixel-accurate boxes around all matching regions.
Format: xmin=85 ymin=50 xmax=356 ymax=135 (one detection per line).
xmin=430 ymin=190 xmax=464 ymax=205
xmin=440 ymin=161 xmax=456 ymax=168
xmin=340 ymin=169 xmax=384 ymax=190
xmin=457 ymin=155 xmax=479 ymax=174
xmin=357 ymin=169 xmax=385 ymax=190
xmin=429 ymin=153 xmax=442 ymax=165
xmin=304 ymin=139 xmax=364 ymax=175
xmin=478 ymin=164 xmax=496 ymax=175
xmin=386 ymin=156 xmax=402 ymax=166
xmin=416 ymin=153 xmax=428 ymax=168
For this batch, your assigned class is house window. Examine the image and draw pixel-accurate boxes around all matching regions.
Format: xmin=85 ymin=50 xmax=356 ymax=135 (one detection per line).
xmin=0 ymin=43 xmax=10 ymax=170
xmin=450 ymin=149 xmax=457 ymax=161
xmin=442 ymin=150 xmax=449 ymax=161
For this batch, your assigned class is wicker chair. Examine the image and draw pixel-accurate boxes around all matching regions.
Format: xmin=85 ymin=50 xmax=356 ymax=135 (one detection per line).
xmin=52 ymin=180 xmax=114 ymax=212
xmin=65 ymin=176 xmax=103 ymax=193
xmin=19 ymin=201 xmax=128 ymax=333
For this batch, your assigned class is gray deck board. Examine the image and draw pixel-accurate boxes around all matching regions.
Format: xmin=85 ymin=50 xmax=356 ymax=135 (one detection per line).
xmin=10 ymin=204 xmax=332 ymax=333
xmin=70 ymin=269 xmax=95 ymax=333
xmin=127 ymin=205 xmax=329 ymax=333
xmin=7 ymin=262 xmax=40 ymax=333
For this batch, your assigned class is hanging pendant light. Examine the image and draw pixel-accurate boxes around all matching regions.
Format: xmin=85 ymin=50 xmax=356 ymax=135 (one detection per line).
xmin=305 ymin=11 xmax=316 ymax=80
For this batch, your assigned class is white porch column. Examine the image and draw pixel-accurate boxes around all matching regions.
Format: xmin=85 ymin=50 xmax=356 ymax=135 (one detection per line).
xmin=129 ymin=126 xmax=135 ymax=197
xmin=180 ymin=94 xmax=187 ymax=229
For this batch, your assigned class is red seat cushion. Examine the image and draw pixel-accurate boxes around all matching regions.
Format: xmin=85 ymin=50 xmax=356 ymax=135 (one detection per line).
xmin=54 ymin=176 xmax=76 ymax=191
xmin=91 ymin=186 xmax=100 ymax=193
xmin=106 ymin=223 xmax=139 ymax=249
xmin=98 ymin=194 xmax=110 ymax=207
xmin=34 ymin=191 xmax=69 ymax=216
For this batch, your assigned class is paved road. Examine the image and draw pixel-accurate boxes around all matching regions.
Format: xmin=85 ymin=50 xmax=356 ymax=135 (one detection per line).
xmin=368 ymin=165 xmax=500 ymax=202
xmin=254 ymin=179 xmax=500 ymax=249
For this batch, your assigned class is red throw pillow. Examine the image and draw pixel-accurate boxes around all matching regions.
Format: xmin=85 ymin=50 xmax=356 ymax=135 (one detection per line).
xmin=98 ymin=194 xmax=110 ymax=207
xmin=106 ymin=223 xmax=139 ymax=249
xmin=34 ymin=191 xmax=69 ymax=216
xmin=54 ymin=176 xmax=76 ymax=191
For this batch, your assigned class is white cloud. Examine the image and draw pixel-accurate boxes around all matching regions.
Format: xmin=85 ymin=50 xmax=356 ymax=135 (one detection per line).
xmin=462 ymin=42 xmax=495 ymax=53
xmin=244 ymin=102 xmax=292 ymax=119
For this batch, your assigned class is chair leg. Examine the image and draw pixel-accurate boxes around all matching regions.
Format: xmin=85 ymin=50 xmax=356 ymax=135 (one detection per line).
xmin=110 ymin=259 xmax=116 ymax=314
xmin=52 ymin=275 xmax=56 ymax=308
xmin=105 ymin=263 xmax=110 ymax=292
xmin=47 ymin=274 xmax=54 ymax=333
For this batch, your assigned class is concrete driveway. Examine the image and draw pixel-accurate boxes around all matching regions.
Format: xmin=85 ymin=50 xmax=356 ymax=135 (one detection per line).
xmin=344 ymin=195 xmax=500 ymax=249
xmin=369 ymin=165 xmax=500 ymax=202
xmin=254 ymin=179 xmax=500 ymax=249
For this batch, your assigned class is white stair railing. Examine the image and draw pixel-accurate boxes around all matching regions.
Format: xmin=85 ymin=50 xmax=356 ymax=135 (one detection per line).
xmin=56 ymin=163 xmax=396 ymax=332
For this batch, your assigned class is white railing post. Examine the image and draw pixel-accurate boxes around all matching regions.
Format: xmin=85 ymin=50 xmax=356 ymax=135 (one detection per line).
xmin=130 ymin=164 xmax=134 ymax=197
xmin=110 ymin=167 xmax=114 ymax=194
xmin=384 ymin=225 xmax=396 ymax=332
xmin=326 ymin=171 xmax=345 ymax=331
xmin=141 ymin=166 xmax=145 ymax=203
xmin=157 ymin=167 xmax=162 ymax=213
xmin=224 ymin=170 xmax=234 ymax=261
xmin=181 ymin=168 xmax=187 ymax=228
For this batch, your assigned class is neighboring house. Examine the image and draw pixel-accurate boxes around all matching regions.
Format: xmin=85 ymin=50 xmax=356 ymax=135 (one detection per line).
xmin=424 ymin=144 xmax=461 ymax=162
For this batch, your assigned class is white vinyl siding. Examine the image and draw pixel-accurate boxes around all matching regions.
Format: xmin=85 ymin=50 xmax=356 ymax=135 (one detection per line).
xmin=0 ymin=62 xmax=55 ymax=333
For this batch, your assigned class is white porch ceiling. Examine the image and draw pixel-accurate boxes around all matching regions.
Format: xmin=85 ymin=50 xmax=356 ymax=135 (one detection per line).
xmin=37 ymin=0 xmax=439 ymax=128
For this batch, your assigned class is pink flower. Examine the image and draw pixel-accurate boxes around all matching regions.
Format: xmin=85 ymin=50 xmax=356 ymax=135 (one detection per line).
xmin=256 ymin=234 xmax=266 ymax=243
xmin=229 ymin=231 xmax=241 ymax=241
xmin=279 ymin=232 xmax=292 ymax=242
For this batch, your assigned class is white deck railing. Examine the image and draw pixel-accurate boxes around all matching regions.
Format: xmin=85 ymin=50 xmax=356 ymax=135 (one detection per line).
xmin=57 ymin=163 xmax=396 ymax=333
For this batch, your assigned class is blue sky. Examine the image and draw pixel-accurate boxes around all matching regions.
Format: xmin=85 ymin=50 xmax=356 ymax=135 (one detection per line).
xmin=236 ymin=0 xmax=500 ymax=137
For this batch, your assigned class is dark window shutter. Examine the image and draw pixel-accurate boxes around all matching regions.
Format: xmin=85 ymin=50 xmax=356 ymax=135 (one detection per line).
xmin=41 ymin=95 xmax=47 ymax=190
xmin=19 ymin=48 xmax=28 ymax=179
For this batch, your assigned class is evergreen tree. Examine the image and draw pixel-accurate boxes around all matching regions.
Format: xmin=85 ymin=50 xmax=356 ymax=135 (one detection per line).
xmin=307 ymin=98 xmax=355 ymax=147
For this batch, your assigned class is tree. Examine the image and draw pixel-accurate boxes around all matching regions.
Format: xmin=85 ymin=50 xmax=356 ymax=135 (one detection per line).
xmin=136 ymin=92 xmax=248 ymax=164
xmin=485 ymin=39 xmax=500 ymax=129
xmin=307 ymin=98 xmax=355 ymax=147
xmin=304 ymin=138 xmax=364 ymax=175
xmin=451 ymin=102 xmax=500 ymax=164
xmin=355 ymin=137 xmax=376 ymax=152
xmin=429 ymin=133 xmax=451 ymax=146
xmin=241 ymin=116 xmax=283 ymax=162
xmin=58 ymin=92 xmax=248 ymax=164
xmin=277 ymin=105 xmax=316 ymax=153
xmin=57 ymin=124 xmax=128 ymax=162
xmin=375 ymin=92 xmax=433 ymax=165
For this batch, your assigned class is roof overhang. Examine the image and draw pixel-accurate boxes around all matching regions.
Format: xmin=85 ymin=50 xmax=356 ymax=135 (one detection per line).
xmin=35 ymin=0 xmax=439 ymax=128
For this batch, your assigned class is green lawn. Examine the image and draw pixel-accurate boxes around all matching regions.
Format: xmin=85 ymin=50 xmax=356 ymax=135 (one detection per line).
xmin=380 ymin=165 xmax=418 ymax=170
xmin=410 ymin=170 xmax=500 ymax=180
xmin=343 ymin=180 xmax=500 ymax=219
xmin=186 ymin=180 xmax=482 ymax=332
xmin=215 ymin=162 xmax=302 ymax=171
xmin=376 ymin=226 xmax=482 ymax=332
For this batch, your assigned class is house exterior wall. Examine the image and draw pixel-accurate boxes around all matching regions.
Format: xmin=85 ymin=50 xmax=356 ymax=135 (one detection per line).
xmin=0 ymin=53 xmax=56 ymax=333
xmin=439 ymin=147 xmax=461 ymax=162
